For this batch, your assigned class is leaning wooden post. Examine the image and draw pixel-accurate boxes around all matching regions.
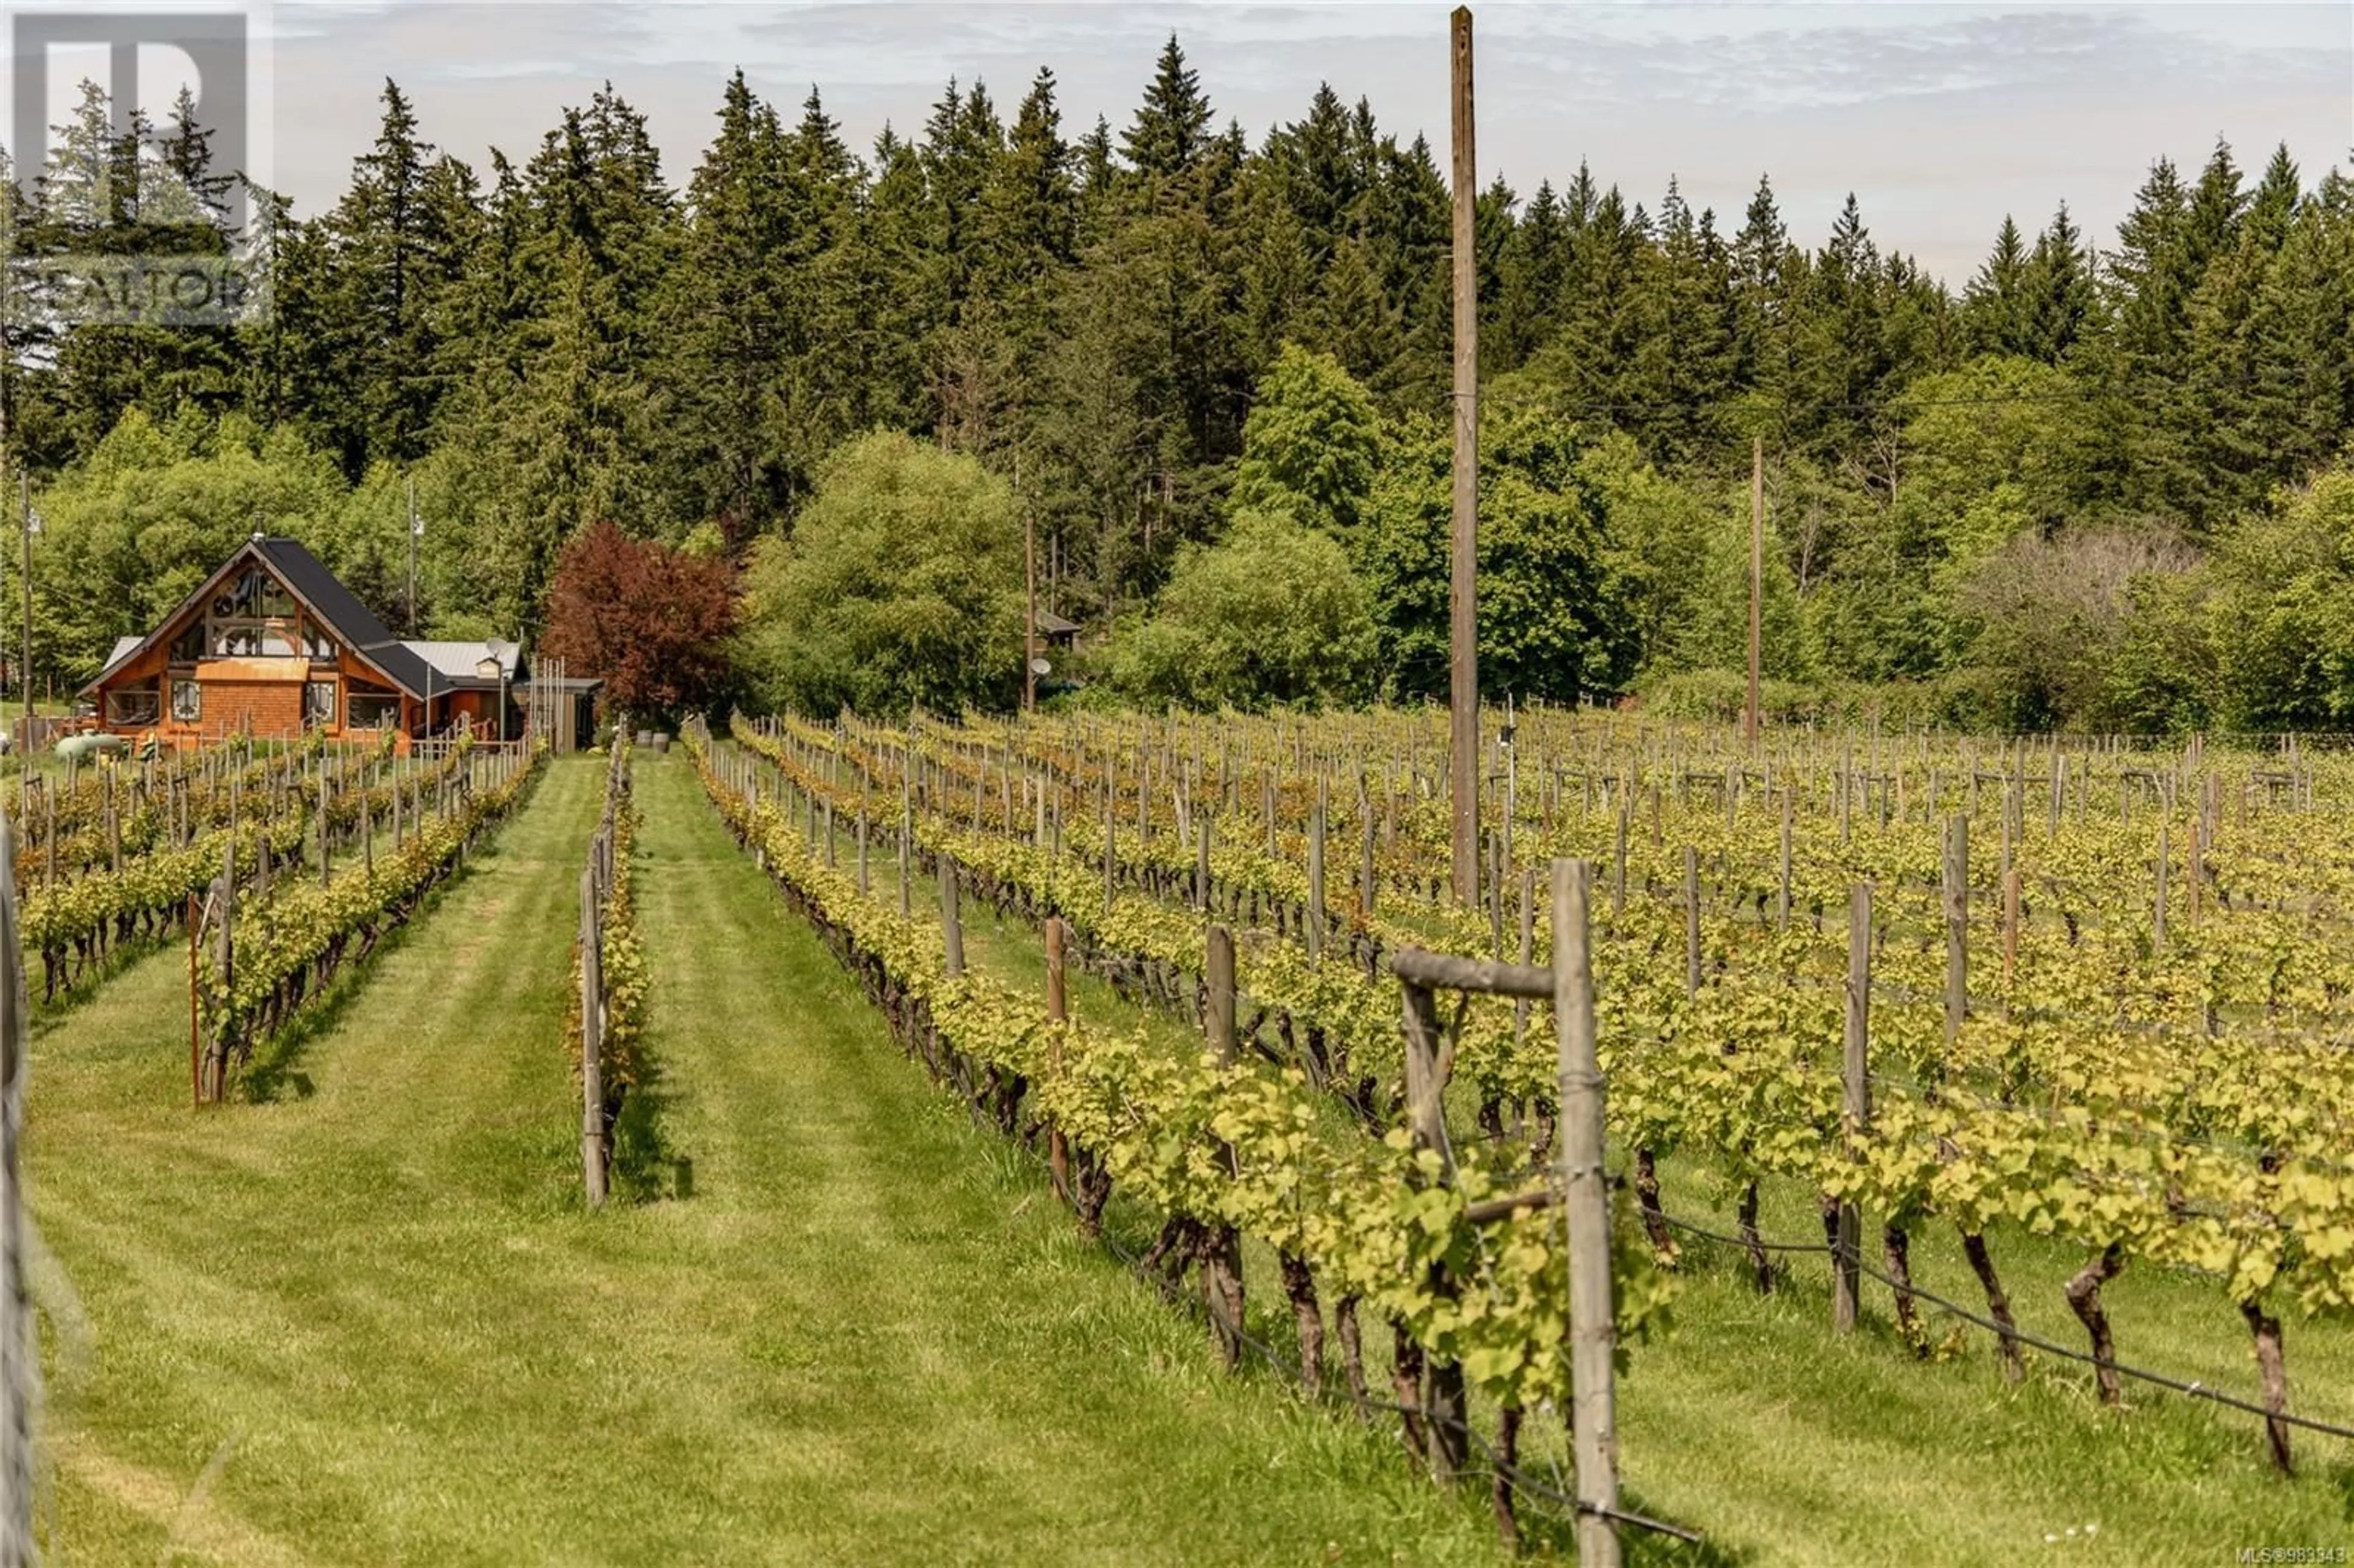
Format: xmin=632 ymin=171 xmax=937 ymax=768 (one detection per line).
xmin=941 ymin=858 xmax=965 ymax=978
xmin=1552 ymin=858 xmax=1621 ymax=1568
xmin=579 ymin=864 xmax=608 ymax=1208
xmin=1837 ymin=884 xmax=1872 ymax=1334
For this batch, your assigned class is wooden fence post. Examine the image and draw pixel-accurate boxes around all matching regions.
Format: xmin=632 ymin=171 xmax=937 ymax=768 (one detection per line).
xmin=1398 ymin=969 xmax=1466 ymax=1482
xmin=1552 ymin=858 xmax=1621 ymax=1568
xmin=0 ymin=810 xmax=29 ymax=1567
xmin=1307 ymin=777 xmax=1327 ymax=961
xmin=2002 ymin=867 xmax=2021 ymax=1001
xmin=1203 ymin=923 xmax=1245 ymax=1371
xmin=580 ymin=862 xmax=608 ymax=1208
xmin=1195 ymin=814 xmax=1212 ymax=914
xmin=2154 ymin=819 xmax=2169 ymax=948
xmin=1837 ymin=884 xmax=1871 ymax=1334
xmin=1943 ymin=815 xmax=1967 ymax=1046
xmin=1612 ymin=802 xmax=1628 ymax=922
xmin=942 ymin=858 xmax=965 ymax=978
xmin=1682 ymin=845 xmax=1701 ymax=994
xmin=213 ymin=834 xmax=235 ymax=1103
xmin=1514 ymin=867 xmax=1534 ymax=1041
xmin=1045 ymin=917 xmax=1069 ymax=1205
xmin=1777 ymin=791 xmax=1792 ymax=931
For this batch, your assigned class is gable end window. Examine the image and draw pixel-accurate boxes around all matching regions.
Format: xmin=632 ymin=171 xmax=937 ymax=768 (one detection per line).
xmin=169 ymin=620 xmax=205 ymax=666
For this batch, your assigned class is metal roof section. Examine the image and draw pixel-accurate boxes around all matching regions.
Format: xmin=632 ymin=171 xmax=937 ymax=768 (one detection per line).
xmin=403 ymin=639 xmax=522 ymax=685
xmin=94 ymin=634 xmax=142 ymax=684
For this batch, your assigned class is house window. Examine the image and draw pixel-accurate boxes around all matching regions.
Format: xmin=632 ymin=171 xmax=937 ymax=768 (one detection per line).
xmin=348 ymin=690 xmax=400 ymax=729
xmin=170 ymin=679 xmax=201 ymax=723
xmin=107 ymin=682 xmax=160 ymax=726
xmin=303 ymin=680 xmax=337 ymax=729
xmin=169 ymin=620 xmax=205 ymax=665
xmin=302 ymin=619 xmax=337 ymax=660
xmin=208 ymin=568 xmax=304 ymax=658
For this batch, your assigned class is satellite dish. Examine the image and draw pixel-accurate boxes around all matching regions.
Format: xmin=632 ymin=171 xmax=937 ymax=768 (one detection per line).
xmin=1029 ymin=657 xmax=1052 ymax=677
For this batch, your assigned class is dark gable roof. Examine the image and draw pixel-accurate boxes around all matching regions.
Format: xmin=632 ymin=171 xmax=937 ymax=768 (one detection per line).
xmin=83 ymin=536 xmax=445 ymax=700
xmin=252 ymin=538 xmax=443 ymax=698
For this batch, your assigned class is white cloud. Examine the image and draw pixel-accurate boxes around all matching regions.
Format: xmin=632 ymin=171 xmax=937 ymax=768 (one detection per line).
xmin=259 ymin=0 xmax=2353 ymax=281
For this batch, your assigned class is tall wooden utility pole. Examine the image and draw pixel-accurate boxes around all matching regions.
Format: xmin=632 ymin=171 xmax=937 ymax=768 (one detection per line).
xmin=1746 ymin=435 xmax=1762 ymax=748
xmin=405 ymin=474 xmax=420 ymax=636
xmin=1447 ymin=4 xmax=1480 ymax=909
xmin=1023 ymin=508 xmax=1038 ymax=715
xmin=17 ymin=477 xmax=29 ymax=748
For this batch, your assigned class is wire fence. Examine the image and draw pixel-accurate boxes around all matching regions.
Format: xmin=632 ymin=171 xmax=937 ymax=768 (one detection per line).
xmin=1649 ymin=1207 xmax=2354 ymax=1443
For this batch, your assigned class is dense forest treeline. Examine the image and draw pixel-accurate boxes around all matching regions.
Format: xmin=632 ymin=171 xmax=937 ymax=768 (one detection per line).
xmin=4 ymin=40 xmax=2354 ymax=731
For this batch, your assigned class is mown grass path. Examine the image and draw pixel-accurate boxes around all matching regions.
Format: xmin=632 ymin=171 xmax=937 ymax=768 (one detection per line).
xmin=27 ymin=755 xmax=1514 ymax=1566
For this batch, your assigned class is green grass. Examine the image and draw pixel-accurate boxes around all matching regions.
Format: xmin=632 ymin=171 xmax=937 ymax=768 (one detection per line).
xmin=26 ymin=754 xmax=1522 ymax=1566
xmin=835 ymin=756 xmax=2354 ymax=1566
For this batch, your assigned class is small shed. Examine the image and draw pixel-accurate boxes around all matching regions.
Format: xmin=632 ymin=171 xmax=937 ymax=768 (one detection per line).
xmin=1033 ymin=609 xmax=1080 ymax=653
xmin=543 ymin=676 xmax=604 ymax=752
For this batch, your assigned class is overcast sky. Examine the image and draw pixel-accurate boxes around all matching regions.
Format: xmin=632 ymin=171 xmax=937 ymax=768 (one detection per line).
xmin=51 ymin=2 xmax=2354 ymax=284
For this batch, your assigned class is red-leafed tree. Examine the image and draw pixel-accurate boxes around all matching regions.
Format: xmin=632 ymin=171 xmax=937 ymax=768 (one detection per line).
xmin=541 ymin=521 xmax=736 ymax=718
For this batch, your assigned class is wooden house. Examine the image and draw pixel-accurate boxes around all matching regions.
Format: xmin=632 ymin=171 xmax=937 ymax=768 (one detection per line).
xmin=81 ymin=533 xmax=524 ymax=752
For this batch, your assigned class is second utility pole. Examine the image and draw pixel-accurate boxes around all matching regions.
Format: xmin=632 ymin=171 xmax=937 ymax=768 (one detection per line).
xmin=1447 ymin=4 xmax=1480 ymax=910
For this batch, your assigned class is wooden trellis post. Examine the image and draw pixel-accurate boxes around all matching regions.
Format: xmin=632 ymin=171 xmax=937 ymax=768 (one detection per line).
xmin=0 ymin=809 xmax=30 ymax=1567
xmin=580 ymin=862 xmax=607 ymax=1208
xmin=1837 ymin=885 xmax=1871 ymax=1334
xmin=1553 ymin=857 xmax=1621 ymax=1568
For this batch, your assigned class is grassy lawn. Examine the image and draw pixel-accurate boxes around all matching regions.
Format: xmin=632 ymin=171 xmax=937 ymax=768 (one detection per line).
xmin=26 ymin=753 xmax=1521 ymax=1566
